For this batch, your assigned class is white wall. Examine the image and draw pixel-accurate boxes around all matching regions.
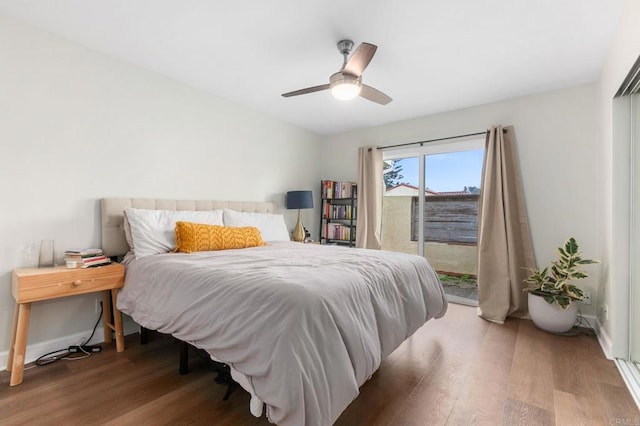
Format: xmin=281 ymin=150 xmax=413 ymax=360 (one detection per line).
xmin=597 ymin=0 xmax=640 ymax=357
xmin=0 ymin=15 xmax=322 ymax=361
xmin=322 ymin=84 xmax=601 ymax=316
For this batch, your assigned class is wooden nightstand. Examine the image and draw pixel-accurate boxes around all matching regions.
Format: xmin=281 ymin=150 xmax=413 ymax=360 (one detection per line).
xmin=7 ymin=263 xmax=125 ymax=386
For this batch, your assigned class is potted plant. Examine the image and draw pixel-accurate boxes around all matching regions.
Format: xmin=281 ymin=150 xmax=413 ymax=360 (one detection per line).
xmin=524 ymin=237 xmax=598 ymax=333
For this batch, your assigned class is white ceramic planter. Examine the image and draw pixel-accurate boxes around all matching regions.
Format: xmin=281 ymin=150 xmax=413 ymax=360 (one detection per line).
xmin=528 ymin=292 xmax=578 ymax=334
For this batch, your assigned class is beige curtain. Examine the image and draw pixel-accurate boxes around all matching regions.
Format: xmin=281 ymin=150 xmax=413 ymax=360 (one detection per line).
xmin=477 ymin=126 xmax=535 ymax=323
xmin=356 ymin=147 xmax=383 ymax=249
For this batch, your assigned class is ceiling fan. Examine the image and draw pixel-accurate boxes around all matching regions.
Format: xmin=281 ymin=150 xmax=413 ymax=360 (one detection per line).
xmin=281 ymin=39 xmax=392 ymax=105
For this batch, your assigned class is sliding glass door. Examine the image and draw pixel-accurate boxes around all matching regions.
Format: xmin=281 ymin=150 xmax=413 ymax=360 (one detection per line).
xmin=382 ymin=138 xmax=484 ymax=305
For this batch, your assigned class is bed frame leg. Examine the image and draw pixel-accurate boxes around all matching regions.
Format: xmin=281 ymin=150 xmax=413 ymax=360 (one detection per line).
xmin=140 ymin=327 xmax=149 ymax=345
xmin=222 ymin=383 xmax=234 ymax=401
xmin=214 ymin=363 xmax=235 ymax=400
xmin=173 ymin=339 xmax=236 ymax=400
xmin=179 ymin=341 xmax=189 ymax=375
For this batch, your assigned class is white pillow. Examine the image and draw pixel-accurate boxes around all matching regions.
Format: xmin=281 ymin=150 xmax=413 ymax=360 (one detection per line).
xmin=223 ymin=209 xmax=290 ymax=242
xmin=124 ymin=208 xmax=224 ymax=259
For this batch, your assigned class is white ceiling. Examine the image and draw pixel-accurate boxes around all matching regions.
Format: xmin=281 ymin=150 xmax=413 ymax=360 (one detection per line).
xmin=0 ymin=0 xmax=623 ymax=135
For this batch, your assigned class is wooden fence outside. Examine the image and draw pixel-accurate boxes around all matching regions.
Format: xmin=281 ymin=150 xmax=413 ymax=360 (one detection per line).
xmin=411 ymin=194 xmax=479 ymax=244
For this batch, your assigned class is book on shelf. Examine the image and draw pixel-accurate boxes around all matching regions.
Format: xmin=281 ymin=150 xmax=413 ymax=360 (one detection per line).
xmin=323 ymin=223 xmax=354 ymax=241
xmin=321 ymin=180 xmax=356 ymax=199
xmin=323 ymin=203 xmax=356 ymax=220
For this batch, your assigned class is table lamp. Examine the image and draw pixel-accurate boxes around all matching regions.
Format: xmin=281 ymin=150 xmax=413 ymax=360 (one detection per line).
xmin=286 ymin=190 xmax=314 ymax=242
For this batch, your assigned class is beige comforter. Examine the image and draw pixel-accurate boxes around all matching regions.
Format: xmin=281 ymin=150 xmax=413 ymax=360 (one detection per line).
xmin=118 ymin=241 xmax=447 ymax=425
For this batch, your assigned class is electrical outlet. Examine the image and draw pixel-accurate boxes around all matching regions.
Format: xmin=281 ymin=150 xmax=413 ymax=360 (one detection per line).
xmin=95 ymin=298 xmax=100 ymax=314
xmin=603 ymin=304 xmax=609 ymax=320
xmin=582 ymin=292 xmax=591 ymax=304
xmin=69 ymin=345 xmax=102 ymax=353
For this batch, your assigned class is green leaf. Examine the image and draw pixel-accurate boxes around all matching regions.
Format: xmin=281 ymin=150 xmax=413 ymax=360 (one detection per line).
xmin=566 ymin=285 xmax=585 ymax=300
xmin=565 ymin=238 xmax=578 ymax=255
xmin=554 ymin=295 xmax=572 ymax=310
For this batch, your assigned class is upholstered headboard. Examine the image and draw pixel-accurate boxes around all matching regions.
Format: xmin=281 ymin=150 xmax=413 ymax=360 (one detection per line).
xmin=101 ymin=198 xmax=278 ymax=257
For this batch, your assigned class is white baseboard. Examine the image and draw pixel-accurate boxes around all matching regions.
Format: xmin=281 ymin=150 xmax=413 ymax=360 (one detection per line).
xmin=582 ymin=314 xmax=614 ymax=360
xmin=122 ymin=320 xmax=140 ymax=339
xmin=579 ymin=313 xmax=613 ymax=359
xmin=595 ymin=319 xmax=614 ymax=360
xmin=0 ymin=321 xmax=139 ymax=372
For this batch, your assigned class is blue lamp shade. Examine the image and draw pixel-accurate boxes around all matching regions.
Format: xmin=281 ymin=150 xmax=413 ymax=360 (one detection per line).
xmin=286 ymin=191 xmax=314 ymax=210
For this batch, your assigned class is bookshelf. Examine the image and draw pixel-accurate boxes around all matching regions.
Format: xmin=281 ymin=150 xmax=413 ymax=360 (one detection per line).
xmin=320 ymin=180 xmax=357 ymax=247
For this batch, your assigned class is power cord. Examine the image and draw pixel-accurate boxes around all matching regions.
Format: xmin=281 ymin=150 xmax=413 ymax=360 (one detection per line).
xmin=72 ymin=300 xmax=104 ymax=351
xmin=32 ymin=300 xmax=104 ymax=367
xmin=575 ymin=310 xmax=597 ymax=337
xmin=548 ymin=309 xmax=597 ymax=337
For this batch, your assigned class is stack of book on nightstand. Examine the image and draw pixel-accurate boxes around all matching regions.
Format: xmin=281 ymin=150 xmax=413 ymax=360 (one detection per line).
xmin=64 ymin=248 xmax=111 ymax=268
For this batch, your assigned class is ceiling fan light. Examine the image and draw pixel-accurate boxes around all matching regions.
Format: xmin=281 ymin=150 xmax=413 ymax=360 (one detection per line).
xmin=329 ymin=72 xmax=362 ymax=101
xmin=331 ymin=82 xmax=362 ymax=100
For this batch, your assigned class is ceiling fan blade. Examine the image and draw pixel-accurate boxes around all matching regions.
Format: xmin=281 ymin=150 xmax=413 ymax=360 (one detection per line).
xmin=360 ymin=84 xmax=393 ymax=105
xmin=281 ymin=84 xmax=330 ymax=97
xmin=343 ymin=42 xmax=377 ymax=77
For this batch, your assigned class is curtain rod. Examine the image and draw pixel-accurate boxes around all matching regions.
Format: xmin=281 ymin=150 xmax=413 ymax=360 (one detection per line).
xmin=373 ymin=128 xmax=506 ymax=151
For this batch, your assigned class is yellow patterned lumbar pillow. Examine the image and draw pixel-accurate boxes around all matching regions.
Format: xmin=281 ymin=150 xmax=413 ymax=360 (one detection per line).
xmin=175 ymin=222 xmax=265 ymax=253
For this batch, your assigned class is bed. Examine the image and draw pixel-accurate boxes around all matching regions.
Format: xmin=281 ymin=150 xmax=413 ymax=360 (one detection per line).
xmin=101 ymin=198 xmax=448 ymax=426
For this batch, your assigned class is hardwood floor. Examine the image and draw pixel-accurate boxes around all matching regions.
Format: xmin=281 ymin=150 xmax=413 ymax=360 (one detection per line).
xmin=1 ymin=304 xmax=638 ymax=425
